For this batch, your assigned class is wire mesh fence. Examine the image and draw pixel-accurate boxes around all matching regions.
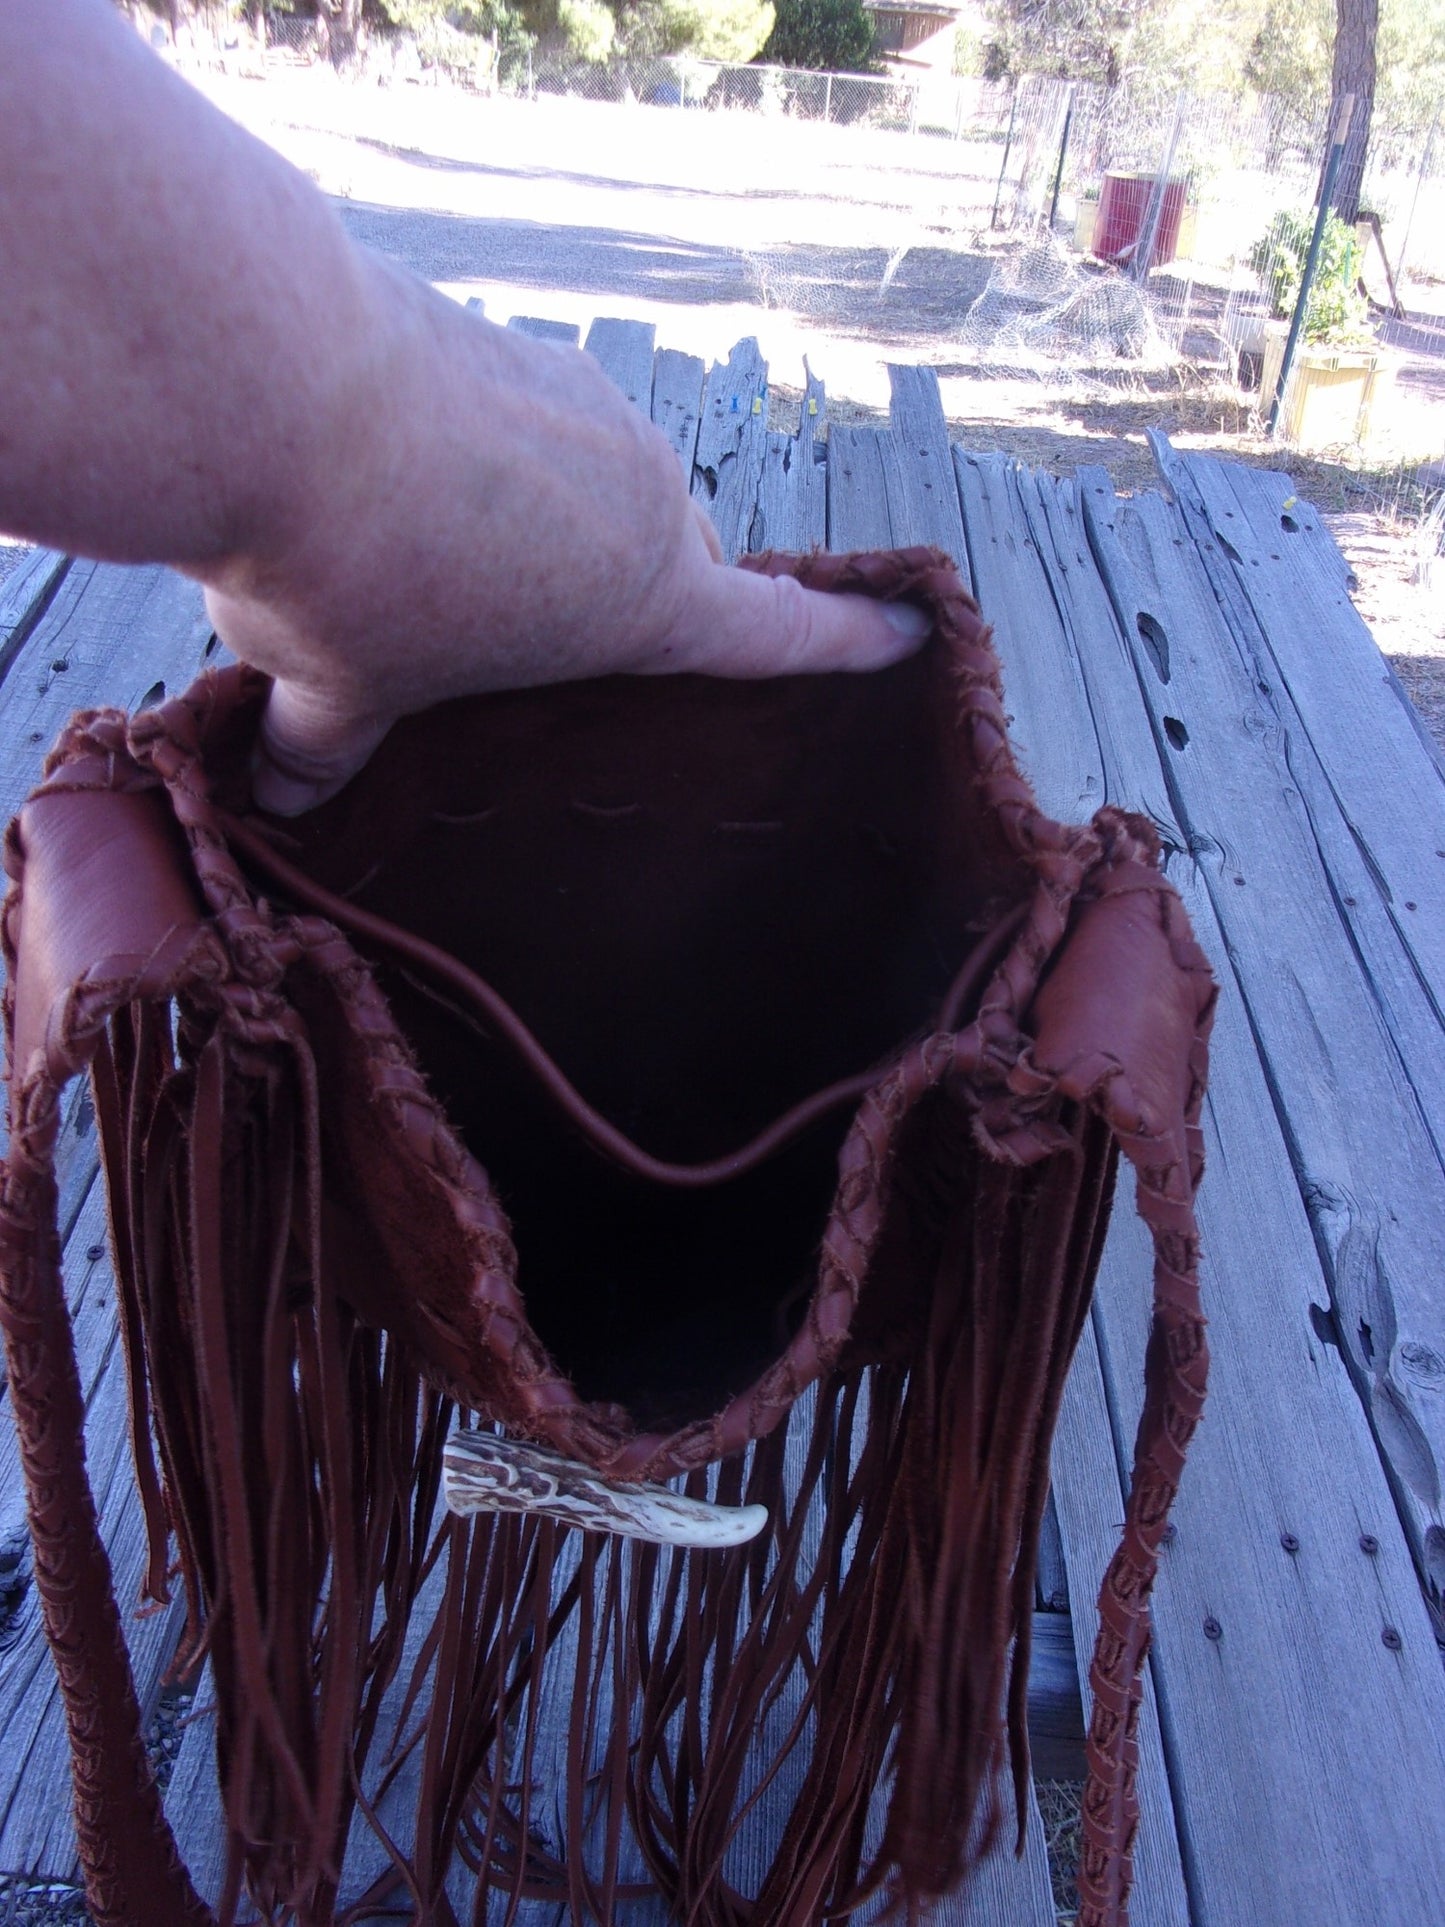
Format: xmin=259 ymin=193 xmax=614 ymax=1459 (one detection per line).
xmin=249 ymin=29 xmax=1444 ymax=299
xmin=157 ymin=12 xmax=1444 ymax=477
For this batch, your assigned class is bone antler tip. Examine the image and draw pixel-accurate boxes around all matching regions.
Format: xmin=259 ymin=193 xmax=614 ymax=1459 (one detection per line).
xmin=442 ymin=1431 xmax=768 ymax=1547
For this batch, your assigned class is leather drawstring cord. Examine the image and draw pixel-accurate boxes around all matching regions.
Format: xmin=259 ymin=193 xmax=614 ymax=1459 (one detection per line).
xmin=221 ymin=812 xmax=1032 ymax=1190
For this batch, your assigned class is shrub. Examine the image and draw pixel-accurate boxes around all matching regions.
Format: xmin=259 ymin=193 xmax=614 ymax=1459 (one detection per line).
xmin=1248 ymin=208 xmax=1371 ymax=343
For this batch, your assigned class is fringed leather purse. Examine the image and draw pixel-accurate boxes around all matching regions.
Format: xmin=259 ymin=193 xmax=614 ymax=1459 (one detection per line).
xmin=0 ymin=549 xmax=1214 ymax=1927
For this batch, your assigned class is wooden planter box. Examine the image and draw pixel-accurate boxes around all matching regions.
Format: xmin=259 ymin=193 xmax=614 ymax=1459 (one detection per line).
xmin=1258 ymin=321 xmax=1396 ymax=448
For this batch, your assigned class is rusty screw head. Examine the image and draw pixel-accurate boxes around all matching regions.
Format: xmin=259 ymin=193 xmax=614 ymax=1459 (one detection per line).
xmin=85 ymin=1243 xmax=105 ymax=1263
xmin=1359 ymin=1534 xmax=1380 ymax=1556
xmin=1382 ymin=1626 xmax=1402 ymax=1651
xmin=1203 ymin=1615 xmax=1223 ymax=1641
xmin=1280 ymin=1532 xmax=1300 ymax=1554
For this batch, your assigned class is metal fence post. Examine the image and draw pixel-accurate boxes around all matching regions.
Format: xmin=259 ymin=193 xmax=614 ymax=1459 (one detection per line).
xmin=991 ymin=84 xmax=1019 ymax=230
xmin=1047 ymin=84 xmax=1076 ymax=232
xmin=1131 ymin=89 xmax=1187 ymax=282
xmin=1269 ymin=93 xmax=1356 ymax=435
xmin=824 ymin=72 xmax=832 ymax=124
xmin=1393 ymin=105 xmax=1440 ymax=289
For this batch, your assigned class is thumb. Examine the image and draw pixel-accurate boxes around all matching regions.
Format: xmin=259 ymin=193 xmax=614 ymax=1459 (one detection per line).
xmin=252 ymin=679 xmax=392 ymax=815
xmin=646 ymin=563 xmax=933 ymax=679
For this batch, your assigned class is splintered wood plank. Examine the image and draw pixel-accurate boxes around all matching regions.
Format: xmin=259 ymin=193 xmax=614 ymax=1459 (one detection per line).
xmin=1081 ymin=462 xmax=1445 ymax=1619
xmin=0 ymin=550 xmax=69 ymax=681
xmin=825 ymin=377 xmax=970 ymax=578
xmin=883 ymin=366 xmax=969 ymax=580
xmin=953 ymin=453 xmax=1109 ymax=824
xmin=986 ymin=460 xmax=1445 ymax=1925
xmin=691 ymin=339 xmax=769 ymax=564
xmin=506 ymin=315 xmax=581 ymax=345
xmin=583 ymin=317 xmax=657 ymax=414
xmin=464 ymin=295 xmax=486 ymax=316
xmin=750 ymin=378 xmax=827 ymax=557
xmin=1153 ymin=439 xmax=1445 ymax=1000
xmin=0 ymin=1183 xmax=187 ymax=1879
xmin=650 ymin=348 xmax=706 ymax=476
xmin=1147 ymin=445 xmax=1445 ymax=1167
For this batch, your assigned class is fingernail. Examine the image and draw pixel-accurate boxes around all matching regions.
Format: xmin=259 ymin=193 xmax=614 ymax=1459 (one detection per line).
xmin=881 ymin=601 xmax=932 ymax=642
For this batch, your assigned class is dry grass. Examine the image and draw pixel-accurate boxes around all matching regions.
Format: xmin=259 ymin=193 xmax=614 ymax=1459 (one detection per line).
xmin=1038 ymin=1778 xmax=1085 ymax=1925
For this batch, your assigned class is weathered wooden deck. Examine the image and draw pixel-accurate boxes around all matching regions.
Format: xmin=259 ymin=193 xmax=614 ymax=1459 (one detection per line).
xmin=3 ymin=313 xmax=1445 ymax=1926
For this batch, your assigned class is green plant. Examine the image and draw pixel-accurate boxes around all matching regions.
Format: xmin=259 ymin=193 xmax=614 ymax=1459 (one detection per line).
xmin=762 ymin=0 xmax=873 ymax=70
xmin=1248 ymin=208 xmax=1371 ymax=344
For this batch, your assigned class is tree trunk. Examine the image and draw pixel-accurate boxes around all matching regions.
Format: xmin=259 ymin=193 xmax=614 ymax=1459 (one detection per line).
xmin=321 ymin=0 xmax=364 ymax=67
xmin=1322 ymin=0 xmax=1377 ymax=222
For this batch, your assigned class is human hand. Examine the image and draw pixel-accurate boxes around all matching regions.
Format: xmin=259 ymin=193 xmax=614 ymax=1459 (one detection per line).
xmin=206 ymin=259 xmax=928 ymax=814
xmin=0 ymin=1 xmax=926 ymax=816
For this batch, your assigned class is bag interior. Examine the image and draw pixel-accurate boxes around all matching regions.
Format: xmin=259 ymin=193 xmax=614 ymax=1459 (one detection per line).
xmin=279 ymin=647 xmax=1025 ymax=1429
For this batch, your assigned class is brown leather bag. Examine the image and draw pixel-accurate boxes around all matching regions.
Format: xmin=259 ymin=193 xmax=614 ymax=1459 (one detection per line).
xmin=0 ymin=549 xmax=1213 ymax=1927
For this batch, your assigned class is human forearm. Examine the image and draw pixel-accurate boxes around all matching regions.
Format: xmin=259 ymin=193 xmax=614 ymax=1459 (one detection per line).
xmin=0 ymin=0 xmax=384 ymax=573
xmin=0 ymin=0 xmax=925 ymax=813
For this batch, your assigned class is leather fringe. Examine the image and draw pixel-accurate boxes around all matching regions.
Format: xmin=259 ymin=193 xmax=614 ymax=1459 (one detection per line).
xmin=90 ymin=1010 xmax=1119 ymax=1926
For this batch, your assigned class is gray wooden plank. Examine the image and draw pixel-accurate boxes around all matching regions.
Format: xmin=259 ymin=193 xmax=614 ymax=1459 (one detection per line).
xmin=883 ymin=366 xmax=970 ymax=583
xmin=1147 ymin=449 xmax=1445 ymax=1166
xmin=1035 ymin=1496 xmax=1069 ymax=1613
xmin=0 ymin=1182 xmax=187 ymax=1878
xmin=821 ymin=421 xmax=1067 ymax=1923
xmin=1026 ymin=1612 xmax=1085 ymax=1783
xmin=1154 ymin=439 xmax=1445 ymax=1011
xmin=1081 ymin=465 xmax=1445 ymax=1618
xmin=582 ymin=316 xmax=657 ymax=414
xmin=748 ymin=364 xmax=826 ymax=556
xmin=464 ymin=295 xmax=486 ymax=316
xmin=0 ymin=561 xmax=213 ymax=833
xmin=749 ymin=416 xmax=826 ymax=557
xmin=988 ymin=460 xmax=1445 ymax=1924
xmin=0 ymin=550 xmax=69 ymax=683
xmin=950 ymin=449 xmax=1191 ymax=1927
xmin=691 ymin=338 xmax=769 ymax=565
xmin=649 ymin=347 xmax=706 ymax=478
xmin=825 ymin=424 xmax=892 ymax=553
xmin=506 ymin=315 xmax=581 ymax=345
xmin=1250 ymin=469 xmax=1445 ymax=779
xmin=953 ymin=454 xmax=1112 ymax=825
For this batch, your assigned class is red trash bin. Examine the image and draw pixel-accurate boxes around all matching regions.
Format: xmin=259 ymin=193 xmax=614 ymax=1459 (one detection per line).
xmin=1093 ymin=172 xmax=1187 ymax=267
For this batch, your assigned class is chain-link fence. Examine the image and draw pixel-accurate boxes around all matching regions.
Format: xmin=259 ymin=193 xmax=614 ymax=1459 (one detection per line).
xmin=244 ymin=23 xmax=1444 ymax=298
xmin=153 ymin=11 xmax=1443 ymax=467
